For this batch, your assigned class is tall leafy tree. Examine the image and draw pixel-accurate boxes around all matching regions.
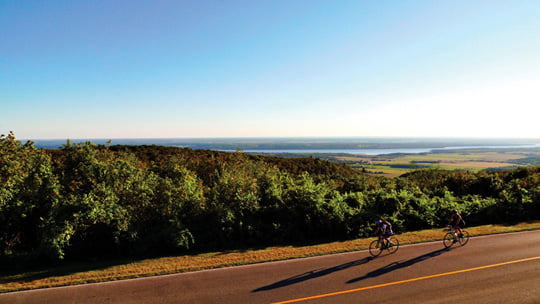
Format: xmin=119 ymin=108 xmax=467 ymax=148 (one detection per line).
xmin=0 ymin=132 xmax=60 ymax=258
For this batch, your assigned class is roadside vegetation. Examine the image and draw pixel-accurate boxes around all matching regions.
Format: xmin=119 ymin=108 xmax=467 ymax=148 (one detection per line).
xmin=1 ymin=221 xmax=539 ymax=293
xmin=1 ymin=132 xmax=540 ymax=292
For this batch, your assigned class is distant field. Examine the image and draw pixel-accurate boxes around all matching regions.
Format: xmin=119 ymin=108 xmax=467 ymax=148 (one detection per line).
xmin=331 ymin=149 xmax=540 ymax=177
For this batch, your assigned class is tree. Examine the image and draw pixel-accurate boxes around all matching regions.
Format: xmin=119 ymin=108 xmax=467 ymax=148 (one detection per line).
xmin=0 ymin=132 xmax=60 ymax=258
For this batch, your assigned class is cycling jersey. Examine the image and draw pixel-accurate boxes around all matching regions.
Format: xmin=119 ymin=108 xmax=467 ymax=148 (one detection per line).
xmin=377 ymin=222 xmax=393 ymax=236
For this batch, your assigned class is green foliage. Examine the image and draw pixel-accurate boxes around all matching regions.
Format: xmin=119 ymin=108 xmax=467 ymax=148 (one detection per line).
xmin=0 ymin=132 xmax=61 ymax=258
xmin=2 ymin=132 xmax=540 ymax=262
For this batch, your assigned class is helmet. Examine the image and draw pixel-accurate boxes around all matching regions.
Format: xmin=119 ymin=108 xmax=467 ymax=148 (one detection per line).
xmin=375 ymin=219 xmax=382 ymax=225
xmin=451 ymin=209 xmax=458 ymax=214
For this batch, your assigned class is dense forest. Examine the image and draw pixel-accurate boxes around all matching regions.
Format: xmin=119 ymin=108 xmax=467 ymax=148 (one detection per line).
xmin=1 ymin=132 xmax=539 ymax=263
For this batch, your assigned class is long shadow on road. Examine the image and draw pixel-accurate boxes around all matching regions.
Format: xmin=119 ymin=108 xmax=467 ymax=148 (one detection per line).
xmin=347 ymin=248 xmax=450 ymax=284
xmin=253 ymin=257 xmax=374 ymax=292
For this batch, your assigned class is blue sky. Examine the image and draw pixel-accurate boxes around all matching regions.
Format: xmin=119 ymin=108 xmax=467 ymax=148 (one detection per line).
xmin=1 ymin=0 xmax=539 ymax=139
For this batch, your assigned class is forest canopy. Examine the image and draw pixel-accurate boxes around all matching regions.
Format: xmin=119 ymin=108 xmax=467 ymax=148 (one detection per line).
xmin=1 ymin=132 xmax=539 ymax=261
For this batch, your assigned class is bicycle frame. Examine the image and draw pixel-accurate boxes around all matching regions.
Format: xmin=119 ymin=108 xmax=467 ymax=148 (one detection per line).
xmin=377 ymin=235 xmax=390 ymax=247
xmin=443 ymin=226 xmax=469 ymax=248
xmin=447 ymin=225 xmax=457 ymax=234
xmin=369 ymin=234 xmax=399 ymax=257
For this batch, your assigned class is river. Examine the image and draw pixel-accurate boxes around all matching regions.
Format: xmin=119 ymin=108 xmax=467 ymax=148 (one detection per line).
xmin=223 ymin=144 xmax=540 ymax=155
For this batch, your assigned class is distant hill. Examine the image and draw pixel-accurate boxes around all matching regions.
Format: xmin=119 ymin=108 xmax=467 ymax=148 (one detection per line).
xmin=30 ymin=136 xmax=540 ymax=151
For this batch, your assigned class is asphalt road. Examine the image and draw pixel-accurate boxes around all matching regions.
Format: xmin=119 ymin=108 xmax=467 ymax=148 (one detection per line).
xmin=2 ymin=230 xmax=539 ymax=304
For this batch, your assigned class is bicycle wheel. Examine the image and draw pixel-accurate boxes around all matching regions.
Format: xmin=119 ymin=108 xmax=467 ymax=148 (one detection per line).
xmin=443 ymin=232 xmax=456 ymax=248
xmin=458 ymin=230 xmax=470 ymax=246
xmin=386 ymin=236 xmax=399 ymax=254
xmin=369 ymin=239 xmax=382 ymax=257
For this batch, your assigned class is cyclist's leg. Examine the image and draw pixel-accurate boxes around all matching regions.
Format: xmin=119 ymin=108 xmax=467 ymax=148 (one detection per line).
xmin=385 ymin=233 xmax=394 ymax=245
xmin=451 ymin=226 xmax=459 ymax=242
xmin=378 ymin=235 xmax=385 ymax=248
xmin=456 ymin=226 xmax=463 ymax=237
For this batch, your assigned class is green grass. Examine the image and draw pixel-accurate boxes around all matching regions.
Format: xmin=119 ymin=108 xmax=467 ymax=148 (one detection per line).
xmin=1 ymin=221 xmax=539 ymax=293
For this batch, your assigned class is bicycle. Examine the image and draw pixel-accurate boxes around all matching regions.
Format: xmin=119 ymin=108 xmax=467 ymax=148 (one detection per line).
xmin=443 ymin=225 xmax=470 ymax=248
xmin=369 ymin=234 xmax=399 ymax=257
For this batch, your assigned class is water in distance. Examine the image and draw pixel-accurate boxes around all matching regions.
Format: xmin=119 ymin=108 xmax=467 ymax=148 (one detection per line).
xmin=29 ymin=137 xmax=540 ymax=156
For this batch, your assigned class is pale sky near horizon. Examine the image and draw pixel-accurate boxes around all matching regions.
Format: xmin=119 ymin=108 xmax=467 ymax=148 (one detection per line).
xmin=1 ymin=0 xmax=539 ymax=140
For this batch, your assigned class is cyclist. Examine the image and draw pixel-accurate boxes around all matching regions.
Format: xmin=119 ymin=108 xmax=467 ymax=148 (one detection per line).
xmin=374 ymin=219 xmax=394 ymax=247
xmin=447 ymin=209 xmax=465 ymax=240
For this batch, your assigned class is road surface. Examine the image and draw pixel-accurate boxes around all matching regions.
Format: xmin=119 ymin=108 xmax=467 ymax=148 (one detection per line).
xmin=2 ymin=230 xmax=539 ymax=304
